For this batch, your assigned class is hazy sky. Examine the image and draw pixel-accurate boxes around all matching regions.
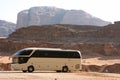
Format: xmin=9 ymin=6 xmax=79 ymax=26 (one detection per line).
xmin=0 ymin=0 xmax=120 ymax=23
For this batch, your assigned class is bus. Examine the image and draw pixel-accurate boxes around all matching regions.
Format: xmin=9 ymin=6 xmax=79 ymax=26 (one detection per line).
xmin=11 ymin=47 xmax=82 ymax=73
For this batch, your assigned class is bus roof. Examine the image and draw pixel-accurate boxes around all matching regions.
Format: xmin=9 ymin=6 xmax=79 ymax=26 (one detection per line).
xmin=22 ymin=47 xmax=80 ymax=52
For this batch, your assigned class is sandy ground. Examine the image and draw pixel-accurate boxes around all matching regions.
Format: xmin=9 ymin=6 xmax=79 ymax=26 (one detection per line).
xmin=0 ymin=71 xmax=120 ymax=80
xmin=0 ymin=56 xmax=120 ymax=79
xmin=82 ymin=56 xmax=120 ymax=65
xmin=0 ymin=56 xmax=12 ymax=63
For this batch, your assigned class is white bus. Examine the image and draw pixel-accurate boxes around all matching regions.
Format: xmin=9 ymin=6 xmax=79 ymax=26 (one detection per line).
xmin=11 ymin=48 xmax=82 ymax=73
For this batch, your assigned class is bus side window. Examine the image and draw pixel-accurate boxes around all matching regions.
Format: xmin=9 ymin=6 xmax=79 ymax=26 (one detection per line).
xmin=31 ymin=50 xmax=40 ymax=57
xmin=39 ymin=51 xmax=48 ymax=57
xmin=18 ymin=57 xmax=29 ymax=64
xmin=67 ymin=52 xmax=80 ymax=58
xmin=20 ymin=50 xmax=32 ymax=55
xmin=73 ymin=52 xmax=80 ymax=58
xmin=44 ymin=53 xmax=48 ymax=57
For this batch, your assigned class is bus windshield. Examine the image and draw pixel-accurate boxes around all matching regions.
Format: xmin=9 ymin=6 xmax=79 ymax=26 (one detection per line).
xmin=12 ymin=49 xmax=33 ymax=57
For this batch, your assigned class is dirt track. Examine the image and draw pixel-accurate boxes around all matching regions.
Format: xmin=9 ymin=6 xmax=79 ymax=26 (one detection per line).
xmin=0 ymin=71 xmax=120 ymax=80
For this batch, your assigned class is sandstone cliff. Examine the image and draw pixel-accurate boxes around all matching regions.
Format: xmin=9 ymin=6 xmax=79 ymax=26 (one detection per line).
xmin=6 ymin=22 xmax=120 ymax=56
xmin=16 ymin=6 xmax=110 ymax=29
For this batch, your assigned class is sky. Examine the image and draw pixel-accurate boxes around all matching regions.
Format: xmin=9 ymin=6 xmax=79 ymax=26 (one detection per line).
xmin=0 ymin=0 xmax=120 ymax=23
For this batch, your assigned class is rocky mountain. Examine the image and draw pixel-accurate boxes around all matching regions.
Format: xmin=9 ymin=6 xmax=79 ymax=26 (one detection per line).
xmin=0 ymin=20 xmax=16 ymax=36
xmin=5 ymin=21 xmax=120 ymax=56
xmin=9 ymin=21 xmax=120 ymax=43
xmin=16 ymin=6 xmax=110 ymax=29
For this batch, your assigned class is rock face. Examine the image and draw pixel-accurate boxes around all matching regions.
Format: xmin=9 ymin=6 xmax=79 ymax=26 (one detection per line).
xmin=8 ymin=22 xmax=120 ymax=56
xmin=61 ymin=10 xmax=108 ymax=26
xmin=0 ymin=20 xmax=16 ymax=36
xmin=16 ymin=6 xmax=110 ymax=29
xmin=9 ymin=22 xmax=120 ymax=43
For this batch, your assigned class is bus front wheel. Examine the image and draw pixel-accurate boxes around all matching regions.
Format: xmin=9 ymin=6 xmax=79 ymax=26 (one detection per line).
xmin=62 ymin=66 xmax=69 ymax=72
xmin=28 ymin=66 xmax=34 ymax=73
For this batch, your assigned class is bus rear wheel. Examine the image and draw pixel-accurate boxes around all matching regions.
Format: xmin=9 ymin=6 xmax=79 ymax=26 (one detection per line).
xmin=62 ymin=66 xmax=69 ymax=72
xmin=28 ymin=66 xmax=34 ymax=73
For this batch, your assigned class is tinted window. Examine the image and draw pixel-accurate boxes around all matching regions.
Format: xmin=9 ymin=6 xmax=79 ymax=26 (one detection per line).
xmin=31 ymin=50 xmax=48 ymax=57
xmin=71 ymin=52 xmax=80 ymax=58
xmin=18 ymin=57 xmax=30 ymax=64
xmin=31 ymin=50 xmax=40 ymax=57
xmin=60 ymin=51 xmax=80 ymax=58
xmin=31 ymin=50 xmax=80 ymax=58
xmin=19 ymin=50 xmax=32 ymax=55
xmin=12 ymin=49 xmax=32 ymax=57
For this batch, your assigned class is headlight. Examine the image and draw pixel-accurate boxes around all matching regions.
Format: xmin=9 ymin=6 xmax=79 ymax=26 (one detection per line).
xmin=12 ymin=57 xmax=18 ymax=63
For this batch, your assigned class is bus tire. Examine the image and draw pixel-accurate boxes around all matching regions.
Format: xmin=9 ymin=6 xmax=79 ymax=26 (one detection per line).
xmin=62 ymin=66 xmax=69 ymax=72
xmin=28 ymin=66 xmax=34 ymax=73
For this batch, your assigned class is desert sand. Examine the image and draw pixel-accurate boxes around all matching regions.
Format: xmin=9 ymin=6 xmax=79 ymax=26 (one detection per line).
xmin=0 ymin=56 xmax=120 ymax=80
xmin=0 ymin=71 xmax=120 ymax=80
xmin=83 ymin=55 xmax=120 ymax=65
